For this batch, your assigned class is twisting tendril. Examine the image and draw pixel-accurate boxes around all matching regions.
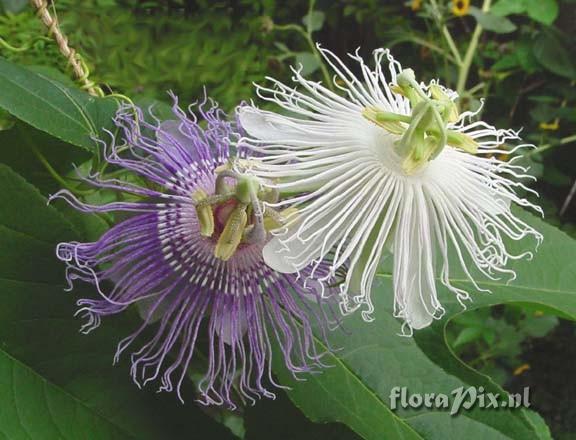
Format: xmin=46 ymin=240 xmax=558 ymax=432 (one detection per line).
xmin=30 ymin=0 xmax=104 ymax=97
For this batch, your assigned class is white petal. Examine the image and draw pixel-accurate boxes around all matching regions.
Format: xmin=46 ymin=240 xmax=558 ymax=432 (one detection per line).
xmin=240 ymin=108 xmax=311 ymax=143
xmin=262 ymin=237 xmax=299 ymax=273
xmin=393 ymin=187 xmax=443 ymax=330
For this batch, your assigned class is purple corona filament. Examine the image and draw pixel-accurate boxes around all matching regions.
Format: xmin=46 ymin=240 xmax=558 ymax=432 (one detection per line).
xmin=52 ymin=94 xmax=336 ymax=408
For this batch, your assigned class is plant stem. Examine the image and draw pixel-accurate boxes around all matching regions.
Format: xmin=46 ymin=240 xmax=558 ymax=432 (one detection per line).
xmin=441 ymin=25 xmax=463 ymax=66
xmin=274 ymin=0 xmax=333 ymax=90
xmin=0 ymin=37 xmax=29 ymax=52
xmin=429 ymin=0 xmax=463 ymax=66
xmin=388 ymin=36 xmax=457 ymax=64
xmin=456 ymin=0 xmax=492 ymax=96
xmin=30 ymin=145 xmax=92 ymax=196
xmin=305 ymin=0 xmax=316 ymax=35
xmin=466 ymin=81 xmax=485 ymax=96
xmin=560 ymin=177 xmax=576 ymax=217
xmin=524 ymin=133 xmax=576 ymax=158
xmin=275 ymin=24 xmax=333 ymax=89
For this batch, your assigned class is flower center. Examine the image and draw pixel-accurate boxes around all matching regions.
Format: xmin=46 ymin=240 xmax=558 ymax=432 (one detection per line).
xmin=362 ymin=69 xmax=478 ymax=175
xmin=192 ymin=164 xmax=292 ymax=261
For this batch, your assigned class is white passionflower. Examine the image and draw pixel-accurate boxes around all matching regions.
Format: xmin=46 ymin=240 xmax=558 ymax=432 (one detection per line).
xmin=238 ymin=47 xmax=542 ymax=332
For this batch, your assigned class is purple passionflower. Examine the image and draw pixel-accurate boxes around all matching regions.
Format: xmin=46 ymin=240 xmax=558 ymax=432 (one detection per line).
xmin=52 ymin=95 xmax=336 ymax=408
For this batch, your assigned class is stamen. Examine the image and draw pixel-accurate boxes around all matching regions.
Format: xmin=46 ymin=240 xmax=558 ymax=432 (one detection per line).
xmin=362 ymin=107 xmax=409 ymax=134
xmin=263 ymin=207 xmax=298 ymax=230
xmin=214 ymin=203 xmax=248 ymax=261
xmin=192 ymin=189 xmax=215 ymax=237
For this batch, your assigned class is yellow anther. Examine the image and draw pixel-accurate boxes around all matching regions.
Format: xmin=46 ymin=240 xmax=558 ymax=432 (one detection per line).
xmin=214 ymin=204 xmax=248 ymax=261
xmin=446 ymin=131 xmax=479 ymax=154
xmin=362 ymin=107 xmax=409 ymax=135
xmin=192 ymin=189 xmax=215 ymax=237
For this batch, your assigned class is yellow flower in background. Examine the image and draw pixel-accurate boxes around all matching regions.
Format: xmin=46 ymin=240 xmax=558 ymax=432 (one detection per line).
xmin=452 ymin=0 xmax=470 ymax=16
xmin=411 ymin=0 xmax=422 ymax=11
xmin=539 ymin=120 xmax=560 ymax=131
xmin=513 ymin=364 xmax=531 ymax=376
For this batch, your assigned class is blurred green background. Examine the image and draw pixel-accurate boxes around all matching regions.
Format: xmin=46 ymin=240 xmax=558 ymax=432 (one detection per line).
xmin=1 ymin=0 xmax=575 ymax=438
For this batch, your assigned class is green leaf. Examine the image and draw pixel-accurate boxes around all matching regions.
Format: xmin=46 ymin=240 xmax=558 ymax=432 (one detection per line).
xmin=302 ymin=11 xmax=325 ymax=32
xmin=490 ymin=0 xmax=557 ymax=24
xmin=0 ymin=164 xmax=235 ymax=439
xmin=0 ymin=0 xmax=28 ymax=13
xmin=245 ymin=390 xmax=361 ymax=439
xmin=295 ymin=52 xmax=321 ymax=76
xmin=0 ymin=121 xmax=90 ymax=195
xmin=524 ymin=0 xmax=558 ymax=25
xmin=0 ymin=350 xmax=129 ymax=439
xmin=453 ymin=326 xmax=483 ymax=347
xmin=491 ymin=0 xmax=527 ymax=17
xmin=469 ymin=7 xmax=517 ymax=33
xmin=533 ymin=31 xmax=576 ymax=79
xmin=492 ymin=54 xmax=520 ymax=71
xmin=521 ymin=315 xmax=558 ymax=338
xmin=0 ymin=58 xmax=118 ymax=150
xmin=274 ymin=209 xmax=572 ymax=440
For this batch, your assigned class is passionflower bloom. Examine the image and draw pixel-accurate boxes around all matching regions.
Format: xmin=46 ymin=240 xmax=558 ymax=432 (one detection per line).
xmin=52 ymin=96 xmax=335 ymax=407
xmin=238 ymin=47 xmax=542 ymax=332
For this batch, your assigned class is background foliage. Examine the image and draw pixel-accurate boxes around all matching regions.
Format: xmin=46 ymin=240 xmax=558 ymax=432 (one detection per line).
xmin=0 ymin=0 xmax=575 ymax=439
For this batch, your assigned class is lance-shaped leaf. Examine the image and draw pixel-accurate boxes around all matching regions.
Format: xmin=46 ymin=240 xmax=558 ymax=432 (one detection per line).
xmin=0 ymin=164 xmax=235 ymax=439
xmin=273 ymin=210 xmax=568 ymax=440
xmin=0 ymin=58 xmax=117 ymax=150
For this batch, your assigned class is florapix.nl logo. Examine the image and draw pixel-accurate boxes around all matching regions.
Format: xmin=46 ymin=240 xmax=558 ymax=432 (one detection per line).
xmin=389 ymin=386 xmax=531 ymax=416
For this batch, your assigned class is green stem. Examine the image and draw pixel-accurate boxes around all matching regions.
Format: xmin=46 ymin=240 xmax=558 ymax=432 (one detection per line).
xmin=0 ymin=37 xmax=29 ymax=53
xmin=466 ymin=81 xmax=486 ymax=96
xmin=30 ymin=146 xmax=92 ymax=196
xmin=456 ymin=0 xmax=492 ymax=96
xmin=388 ymin=36 xmax=457 ymax=64
xmin=276 ymin=24 xmax=333 ymax=89
xmin=524 ymin=134 xmax=576 ymax=158
xmin=274 ymin=0 xmax=334 ymax=90
xmin=305 ymin=0 xmax=316 ymax=35
xmin=429 ymin=0 xmax=463 ymax=66
xmin=0 ymin=35 xmax=52 ymax=53
xmin=441 ymin=25 xmax=463 ymax=66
